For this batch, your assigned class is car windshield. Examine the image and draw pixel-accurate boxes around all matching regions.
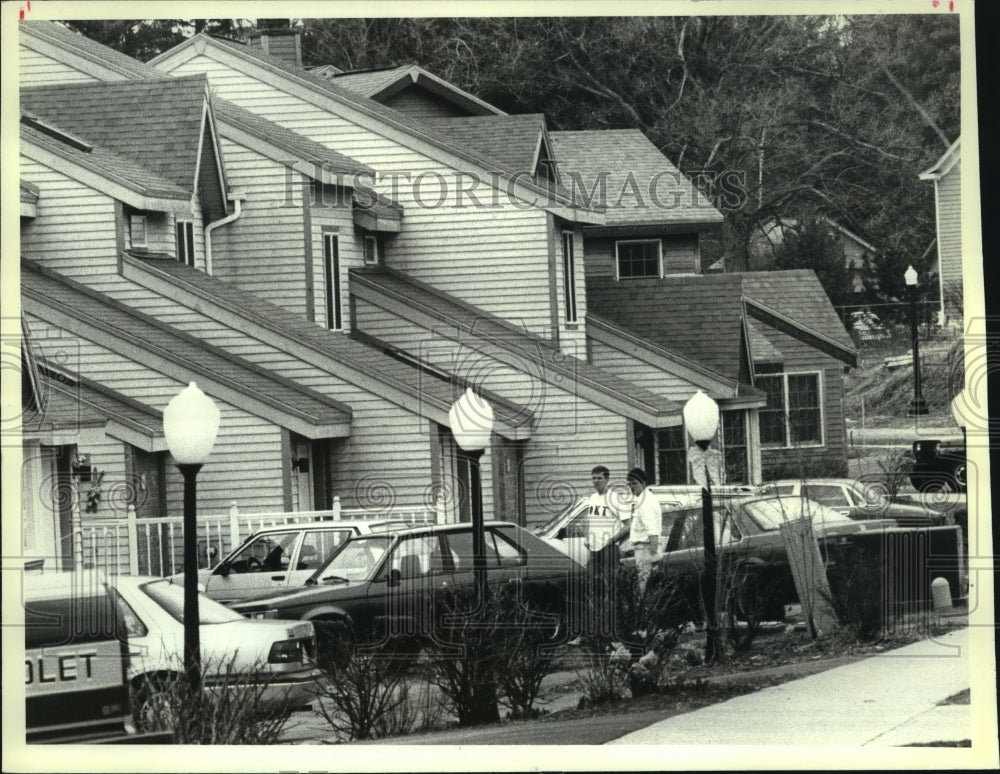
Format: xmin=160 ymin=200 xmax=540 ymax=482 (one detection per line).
xmin=141 ymin=580 xmax=245 ymax=624
xmin=741 ymin=498 xmax=855 ymax=532
xmin=309 ymin=534 xmax=393 ymax=583
xmin=535 ymin=498 xmax=586 ymax=537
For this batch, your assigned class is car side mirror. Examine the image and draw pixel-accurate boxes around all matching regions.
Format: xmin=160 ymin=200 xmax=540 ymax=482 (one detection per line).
xmin=556 ymin=527 xmax=567 ymax=540
xmin=387 ymin=568 xmax=402 ymax=588
xmin=215 ymin=562 xmax=231 ymax=578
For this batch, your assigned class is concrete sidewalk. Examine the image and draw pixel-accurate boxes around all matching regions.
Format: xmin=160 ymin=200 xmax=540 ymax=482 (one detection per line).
xmin=611 ymin=627 xmax=971 ymax=746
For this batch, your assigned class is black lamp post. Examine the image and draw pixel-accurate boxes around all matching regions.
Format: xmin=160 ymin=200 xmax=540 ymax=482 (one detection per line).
xmin=684 ymin=390 xmax=722 ymax=665
xmin=163 ymin=381 xmax=220 ymax=694
xmin=448 ymin=387 xmax=498 ymax=725
xmin=448 ymin=387 xmax=494 ymax=608
xmin=905 ymin=265 xmax=929 ymax=416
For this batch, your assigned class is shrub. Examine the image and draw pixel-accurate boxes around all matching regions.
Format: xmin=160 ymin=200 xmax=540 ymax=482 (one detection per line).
xmin=313 ymin=637 xmax=418 ymax=741
xmin=130 ymin=656 xmax=295 ymax=744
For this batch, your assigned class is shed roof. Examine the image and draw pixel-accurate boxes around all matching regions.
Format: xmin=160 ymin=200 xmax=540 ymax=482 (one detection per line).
xmin=21 ymin=260 xmax=352 ymax=436
xmin=21 ymin=75 xmax=212 ymax=194
xmin=351 ymin=266 xmax=683 ymax=425
xmin=586 ymin=270 xmax=856 ymax=380
xmin=549 ymin=129 xmax=723 ymax=227
xmin=128 ymin=255 xmax=532 ymax=438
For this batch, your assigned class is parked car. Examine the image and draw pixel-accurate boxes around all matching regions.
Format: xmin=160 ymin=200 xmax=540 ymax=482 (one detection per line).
xmin=109 ymin=575 xmax=320 ymax=731
xmin=849 ymin=310 xmax=891 ymax=342
xmin=657 ymin=496 xmax=964 ymax=622
xmin=756 ymin=478 xmax=948 ymax=527
xmin=178 ymin=519 xmax=413 ymax=605
xmin=908 ymin=436 xmax=967 ymax=493
xmin=230 ymin=522 xmax=585 ymax=662
xmin=24 ymin=568 xmax=142 ymax=743
xmin=536 ymin=484 xmax=757 ymax=567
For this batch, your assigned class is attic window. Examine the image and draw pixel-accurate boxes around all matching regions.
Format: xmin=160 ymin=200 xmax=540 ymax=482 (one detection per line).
xmin=129 ymin=215 xmax=148 ymax=249
xmin=616 ymin=240 xmax=662 ymax=279
xmin=363 ymin=235 xmax=379 ymax=266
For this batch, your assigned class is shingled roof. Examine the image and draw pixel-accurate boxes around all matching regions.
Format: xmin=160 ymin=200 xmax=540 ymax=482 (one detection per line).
xmin=351 ymin=265 xmax=684 ymax=426
xmin=22 ymin=260 xmax=352 ymax=436
xmin=153 ymin=35 xmax=597 ymax=216
xmin=420 ymin=115 xmax=547 ymax=176
xmin=320 ymin=64 xmax=412 ymax=94
xmin=549 ymin=129 xmax=723 ymax=228
xmin=586 ymin=271 xmax=856 ymax=381
xmin=21 ymin=75 xmax=212 ymax=194
xmin=21 ymin=21 xmax=165 ymax=79
xmin=20 ymin=122 xmax=192 ymax=204
xmin=125 ymin=255 xmax=532 ymax=438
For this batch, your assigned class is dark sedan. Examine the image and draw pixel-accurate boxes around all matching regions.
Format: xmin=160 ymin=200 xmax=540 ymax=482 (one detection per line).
xmin=231 ymin=521 xmax=584 ymax=661
xmin=657 ymin=496 xmax=965 ymax=622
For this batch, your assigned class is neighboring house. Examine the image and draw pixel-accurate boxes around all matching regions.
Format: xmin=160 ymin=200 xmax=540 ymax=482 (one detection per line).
xmin=919 ymin=137 xmax=962 ymax=326
xmin=15 ymin=20 xmax=858 ymax=576
xmin=749 ymin=215 xmax=877 ymax=297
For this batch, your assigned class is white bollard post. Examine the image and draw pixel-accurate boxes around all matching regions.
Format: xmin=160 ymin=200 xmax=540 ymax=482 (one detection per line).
xmin=931 ymin=577 xmax=953 ymax=611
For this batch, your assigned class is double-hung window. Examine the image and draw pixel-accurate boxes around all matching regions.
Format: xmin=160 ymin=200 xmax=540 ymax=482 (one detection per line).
xmin=615 ymin=239 xmax=661 ymax=279
xmin=175 ymin=221 xmax=195 ymax=266
xmin=756 ymin=371 xmax=823 ymax=447
xmin=324 ymin=232 xmax=342 ymax=330
xmin=562 ymin=231 xmax=578 ymax=323
xmin=363 ymin=235 xmax=379 ymax=266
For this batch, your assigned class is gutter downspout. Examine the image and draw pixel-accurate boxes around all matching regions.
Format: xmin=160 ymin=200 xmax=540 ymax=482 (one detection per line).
xmin=204 ymin=190 xmax=246 ymax=275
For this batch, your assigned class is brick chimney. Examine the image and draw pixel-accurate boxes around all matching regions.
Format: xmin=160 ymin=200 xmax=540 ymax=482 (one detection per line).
xmin=248 ymin=19 xmax=302 ymax=69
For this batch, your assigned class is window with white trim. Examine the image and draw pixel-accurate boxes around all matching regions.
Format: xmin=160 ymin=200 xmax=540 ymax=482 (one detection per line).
xmin=175 ymin=221 xmax=195 ymax=267
xmin=363 ymin=235 xmax=379 ymax=265
xmin=323 ymin=232 xmax=342 ymax=330
xmin=757 ymin=372 xmax=823 ymax=447
xmin=615 ymin=239 xmax=661 ymax=279
xmin=562 ymin=231 xmax=578 ymax=323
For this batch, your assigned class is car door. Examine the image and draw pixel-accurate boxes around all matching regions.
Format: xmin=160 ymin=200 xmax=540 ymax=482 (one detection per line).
xmin=203 ymin=530 xmax=301 ymax=604
xmin=368 ymin=532 xmax=453 ymax=642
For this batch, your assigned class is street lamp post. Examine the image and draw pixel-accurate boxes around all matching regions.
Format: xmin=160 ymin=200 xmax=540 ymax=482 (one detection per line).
xmin=683 ymin=390 xmax=722 ymax=665
xmin=448 ymin=387 xmax=494 ymax=606
xmin=905 ymin=265 xmax=929 ymax=417
xmin=163 ymin=382 xmax=220 ymax=694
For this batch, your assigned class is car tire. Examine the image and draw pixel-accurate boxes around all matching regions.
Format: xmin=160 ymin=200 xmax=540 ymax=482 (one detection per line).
xmin=314 ymin=617 xmax=355 ymax=672
xmin=132 ymin=673 xmax=179 ymax=734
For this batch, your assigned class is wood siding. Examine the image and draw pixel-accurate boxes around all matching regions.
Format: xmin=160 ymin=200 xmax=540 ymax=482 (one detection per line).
xmin=937 ymin=163 xmax=963 ymax=319
xmin=588 ymin=338 xmax=704 ymax=403
xmin=353 ymin=293 xmax=632 ymax=527
xmin=166 ymin=55 xmax=560 ymax=339
xmin=23 ymin=314 xmax=287 ymax=517
xmin=19 ymin=45 xmax=99 ymax=85
xmin=381 ymin=86 xmax=473 ymax=120
xmin=210 ymin=140 xmax=310 ymax=315
xmin=19 ymin=158 xmax=120 ymax=279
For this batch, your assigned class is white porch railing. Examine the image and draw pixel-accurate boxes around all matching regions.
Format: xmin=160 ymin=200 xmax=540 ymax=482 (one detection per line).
xmin=73 ymin=495 xmax=441 ymax=577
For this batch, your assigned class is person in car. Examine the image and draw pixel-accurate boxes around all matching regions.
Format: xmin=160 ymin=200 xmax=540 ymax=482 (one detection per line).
xmin=626 ymin=468 xmax=661 ymax=590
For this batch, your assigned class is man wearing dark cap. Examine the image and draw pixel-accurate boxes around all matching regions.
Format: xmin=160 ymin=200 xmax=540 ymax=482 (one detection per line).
xmin=626 ymin=467 xmax=661 ymax=590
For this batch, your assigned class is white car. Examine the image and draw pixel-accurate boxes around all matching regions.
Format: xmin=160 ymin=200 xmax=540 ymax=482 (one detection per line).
xmin=186 ymin=519 xmax=412 ymax=605
xmin=108 ymin=574 xmax=320 ymax=729
xmin=536 ymin=485 xmax=755 ymax=567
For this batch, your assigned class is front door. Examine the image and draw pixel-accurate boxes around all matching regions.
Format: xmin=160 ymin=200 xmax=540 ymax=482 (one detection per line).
xmin=491 ymin=439 xmax=526 ymax=525
xmin=125 ymin=446 xmax=168 ymax=574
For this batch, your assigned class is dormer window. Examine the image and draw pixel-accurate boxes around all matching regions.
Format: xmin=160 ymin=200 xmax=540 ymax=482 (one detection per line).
xmin=129 ymin=214 xmax=147 ymax=249
xmin=175 ymin=221 xmax=195 ymax=267
xmin=363 ymin=235 xmax=379 ymax=266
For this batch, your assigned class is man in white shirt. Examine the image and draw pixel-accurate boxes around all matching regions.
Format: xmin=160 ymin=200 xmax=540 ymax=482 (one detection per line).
xmin=582 ymin=466 xmax=627 ymax=638
xmin=626 ymin=467 xmax=661 ymax=590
